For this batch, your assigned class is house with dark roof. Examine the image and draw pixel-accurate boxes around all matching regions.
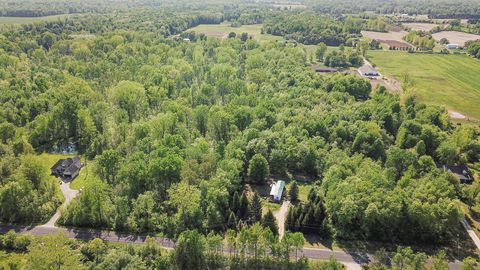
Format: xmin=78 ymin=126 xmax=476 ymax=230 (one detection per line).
xmin=444 ymin=165 xmax=473 ymax=184
xmin=310 ymin=64 xmax=339 ymax=73
xmin=51 ymin=156 xmax=82 ymax=181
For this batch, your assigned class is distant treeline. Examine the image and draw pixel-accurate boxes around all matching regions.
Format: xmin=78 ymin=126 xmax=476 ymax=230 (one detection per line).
xmin=0 ymin=10 xmax=83 ymax=17
xmin=263 ymin=11 xmax=391 ymax=46
xmin=0 ymin=0 xmax=258 ymax=19
xmin=262 ymin=11 xmax=358 ymax=46
xmin=13 ymin=12 xmax=226 ymax=37
xmin=305 ymin=0 xmax=480 ymax=19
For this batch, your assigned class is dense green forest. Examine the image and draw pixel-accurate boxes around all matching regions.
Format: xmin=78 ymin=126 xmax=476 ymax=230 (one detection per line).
xmin=0 ymin=4 xmax=480 ymax=270
xmin=0 ymin=7 xmax=479 ymax=246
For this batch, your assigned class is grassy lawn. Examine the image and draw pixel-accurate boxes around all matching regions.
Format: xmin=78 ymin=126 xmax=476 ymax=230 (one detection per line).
xmin=35 ymin=153 xmax=96 ymax=190
xmin=36 ymin=153 xmax=73 ymax=200
xmin=286 ymin=181 xmax=312 ymax=202
xmin=37 ymin=153 xmax=74 ymax=168
xmin=187 ymin=23 xmax=282 ymax=42
xmin=70 ymin=159 xmax=99 ymax=190
xmin=368 ymin=51 xmax=480 ymax=120
xmin=0 ymin=14 xmax=72 ymax=25
xmin=245 ymin=183 xmax=282 ymax=213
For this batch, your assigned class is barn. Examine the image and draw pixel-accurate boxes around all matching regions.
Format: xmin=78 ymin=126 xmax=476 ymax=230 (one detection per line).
xmin=270 ymin=180 xmax=286 ymax=202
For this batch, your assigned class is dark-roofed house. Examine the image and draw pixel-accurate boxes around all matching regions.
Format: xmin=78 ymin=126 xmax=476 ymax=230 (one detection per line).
xmin=310 ymin=64 xmax=339 ymax=73
xmin=51 ymin=156 xmax=82 ymax=181
xmin=358 ymin=65 xmax=380 ymax=78
xmin=444 ymin=165 xmax=473 ymax=184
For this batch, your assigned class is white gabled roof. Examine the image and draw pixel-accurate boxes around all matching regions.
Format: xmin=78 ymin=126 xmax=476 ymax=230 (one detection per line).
xmin=270 ymin=180 xmax=285 ymax=198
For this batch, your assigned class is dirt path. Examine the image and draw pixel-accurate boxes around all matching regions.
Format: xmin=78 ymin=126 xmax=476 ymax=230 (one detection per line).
xmin=461 ymin=218 xmax=480 ymax=251
xmin=274 ymin=201 xmax=290 ymax=239
xmin=39 ymin=180 xmax=79 ymax=228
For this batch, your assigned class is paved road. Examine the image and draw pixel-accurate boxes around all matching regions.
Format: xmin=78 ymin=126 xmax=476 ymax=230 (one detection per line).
xmin=0 ymin=224 xmax=175 ymax=249
xmin=0 ymin=223 xmax=464 ymax=270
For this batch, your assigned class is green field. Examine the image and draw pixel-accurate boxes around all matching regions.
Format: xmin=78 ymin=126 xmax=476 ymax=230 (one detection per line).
xmin=0 ymin=14 xmax=72 ymax=25
xmin=368 ymin=51 xmax=480 ymax=120
xmin=187 ymin=23 xmax=282 ymax=42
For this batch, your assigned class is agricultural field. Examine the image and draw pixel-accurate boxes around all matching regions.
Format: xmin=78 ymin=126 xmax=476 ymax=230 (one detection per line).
xmin=187 ymin=23 xmax=283 ymax=41
xmin=0 ymin=14 xmax=71 ymax=25
xmin=361 ymin=30 xmax=412 ymax=48
xmin=361 ymin=30 xmax=408 ymax=41
xmin=368 ymin=50 xmax=480 ymax=120
xmin=432 ymin=31 xmax=480 ymax=46
xmin=402 ymin=22 xmax=439 ymax=31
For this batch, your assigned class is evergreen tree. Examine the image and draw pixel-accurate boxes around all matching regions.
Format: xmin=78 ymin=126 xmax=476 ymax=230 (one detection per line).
xmin=415 ymin=140 xmax=426 ymax=156
xmin=289 ymin=181 xmax=299 ymax=202
xmin=262 ymin=209 xmax=279 ymax=235
xmin=313 ymin=201 xmax=325 ymax=224
xmin=227 ymin=211 xmax=237 ymax=229
xmin=307 ymin=188 xmax=317 ymax=202
xmin=301 ymin=207 xmax=314 ymax=232
xmin=232 ymin=191 xmax=240 ymax=214
xmin=285 ymin=207 xmax=294 ymax=231
xmin=239 ymin=191 xmax=249 ymax=220
xmin=249 ymin=192 xmax=263 ymax=223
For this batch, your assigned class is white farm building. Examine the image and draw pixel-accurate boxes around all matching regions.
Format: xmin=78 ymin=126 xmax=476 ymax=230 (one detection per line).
xmin=270 ymin=180 xmax=286 ymax=202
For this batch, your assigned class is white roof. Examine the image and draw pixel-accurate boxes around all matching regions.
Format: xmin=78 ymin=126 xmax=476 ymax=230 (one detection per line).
xmin=270 ymin=181 xmax=285 ymax=198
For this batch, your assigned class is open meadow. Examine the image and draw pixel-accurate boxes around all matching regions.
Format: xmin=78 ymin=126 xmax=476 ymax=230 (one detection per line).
xmin=368 ymin=51 xmax=480 ymax=120
xmin=187 ymin=23 xmax=283 ymax=41
xmin=0 ymin=14 xmax=72 ymax=25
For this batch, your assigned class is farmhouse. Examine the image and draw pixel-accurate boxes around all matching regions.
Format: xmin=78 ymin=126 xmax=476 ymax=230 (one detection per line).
xmin=444 ymin=165 xmax=473 ymax=184
xmin=358 ymin=65 xmax=380 ymax=78
xmin=51 ymin=156 xmax=82 ymax=181
xmin=445 ymin=43 xmax=460 ymax=49
xmin=270 ymin=180 xmax=285 ymax=202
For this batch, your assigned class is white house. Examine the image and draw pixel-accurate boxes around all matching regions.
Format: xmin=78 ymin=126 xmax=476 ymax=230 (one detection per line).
xmin=445 ymin=44 xmax=460 ymax=49
xmin=358 ymin=65 xmax=380 ymax=78
xmin=270 ymin=180 xmax=286 ymax=202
